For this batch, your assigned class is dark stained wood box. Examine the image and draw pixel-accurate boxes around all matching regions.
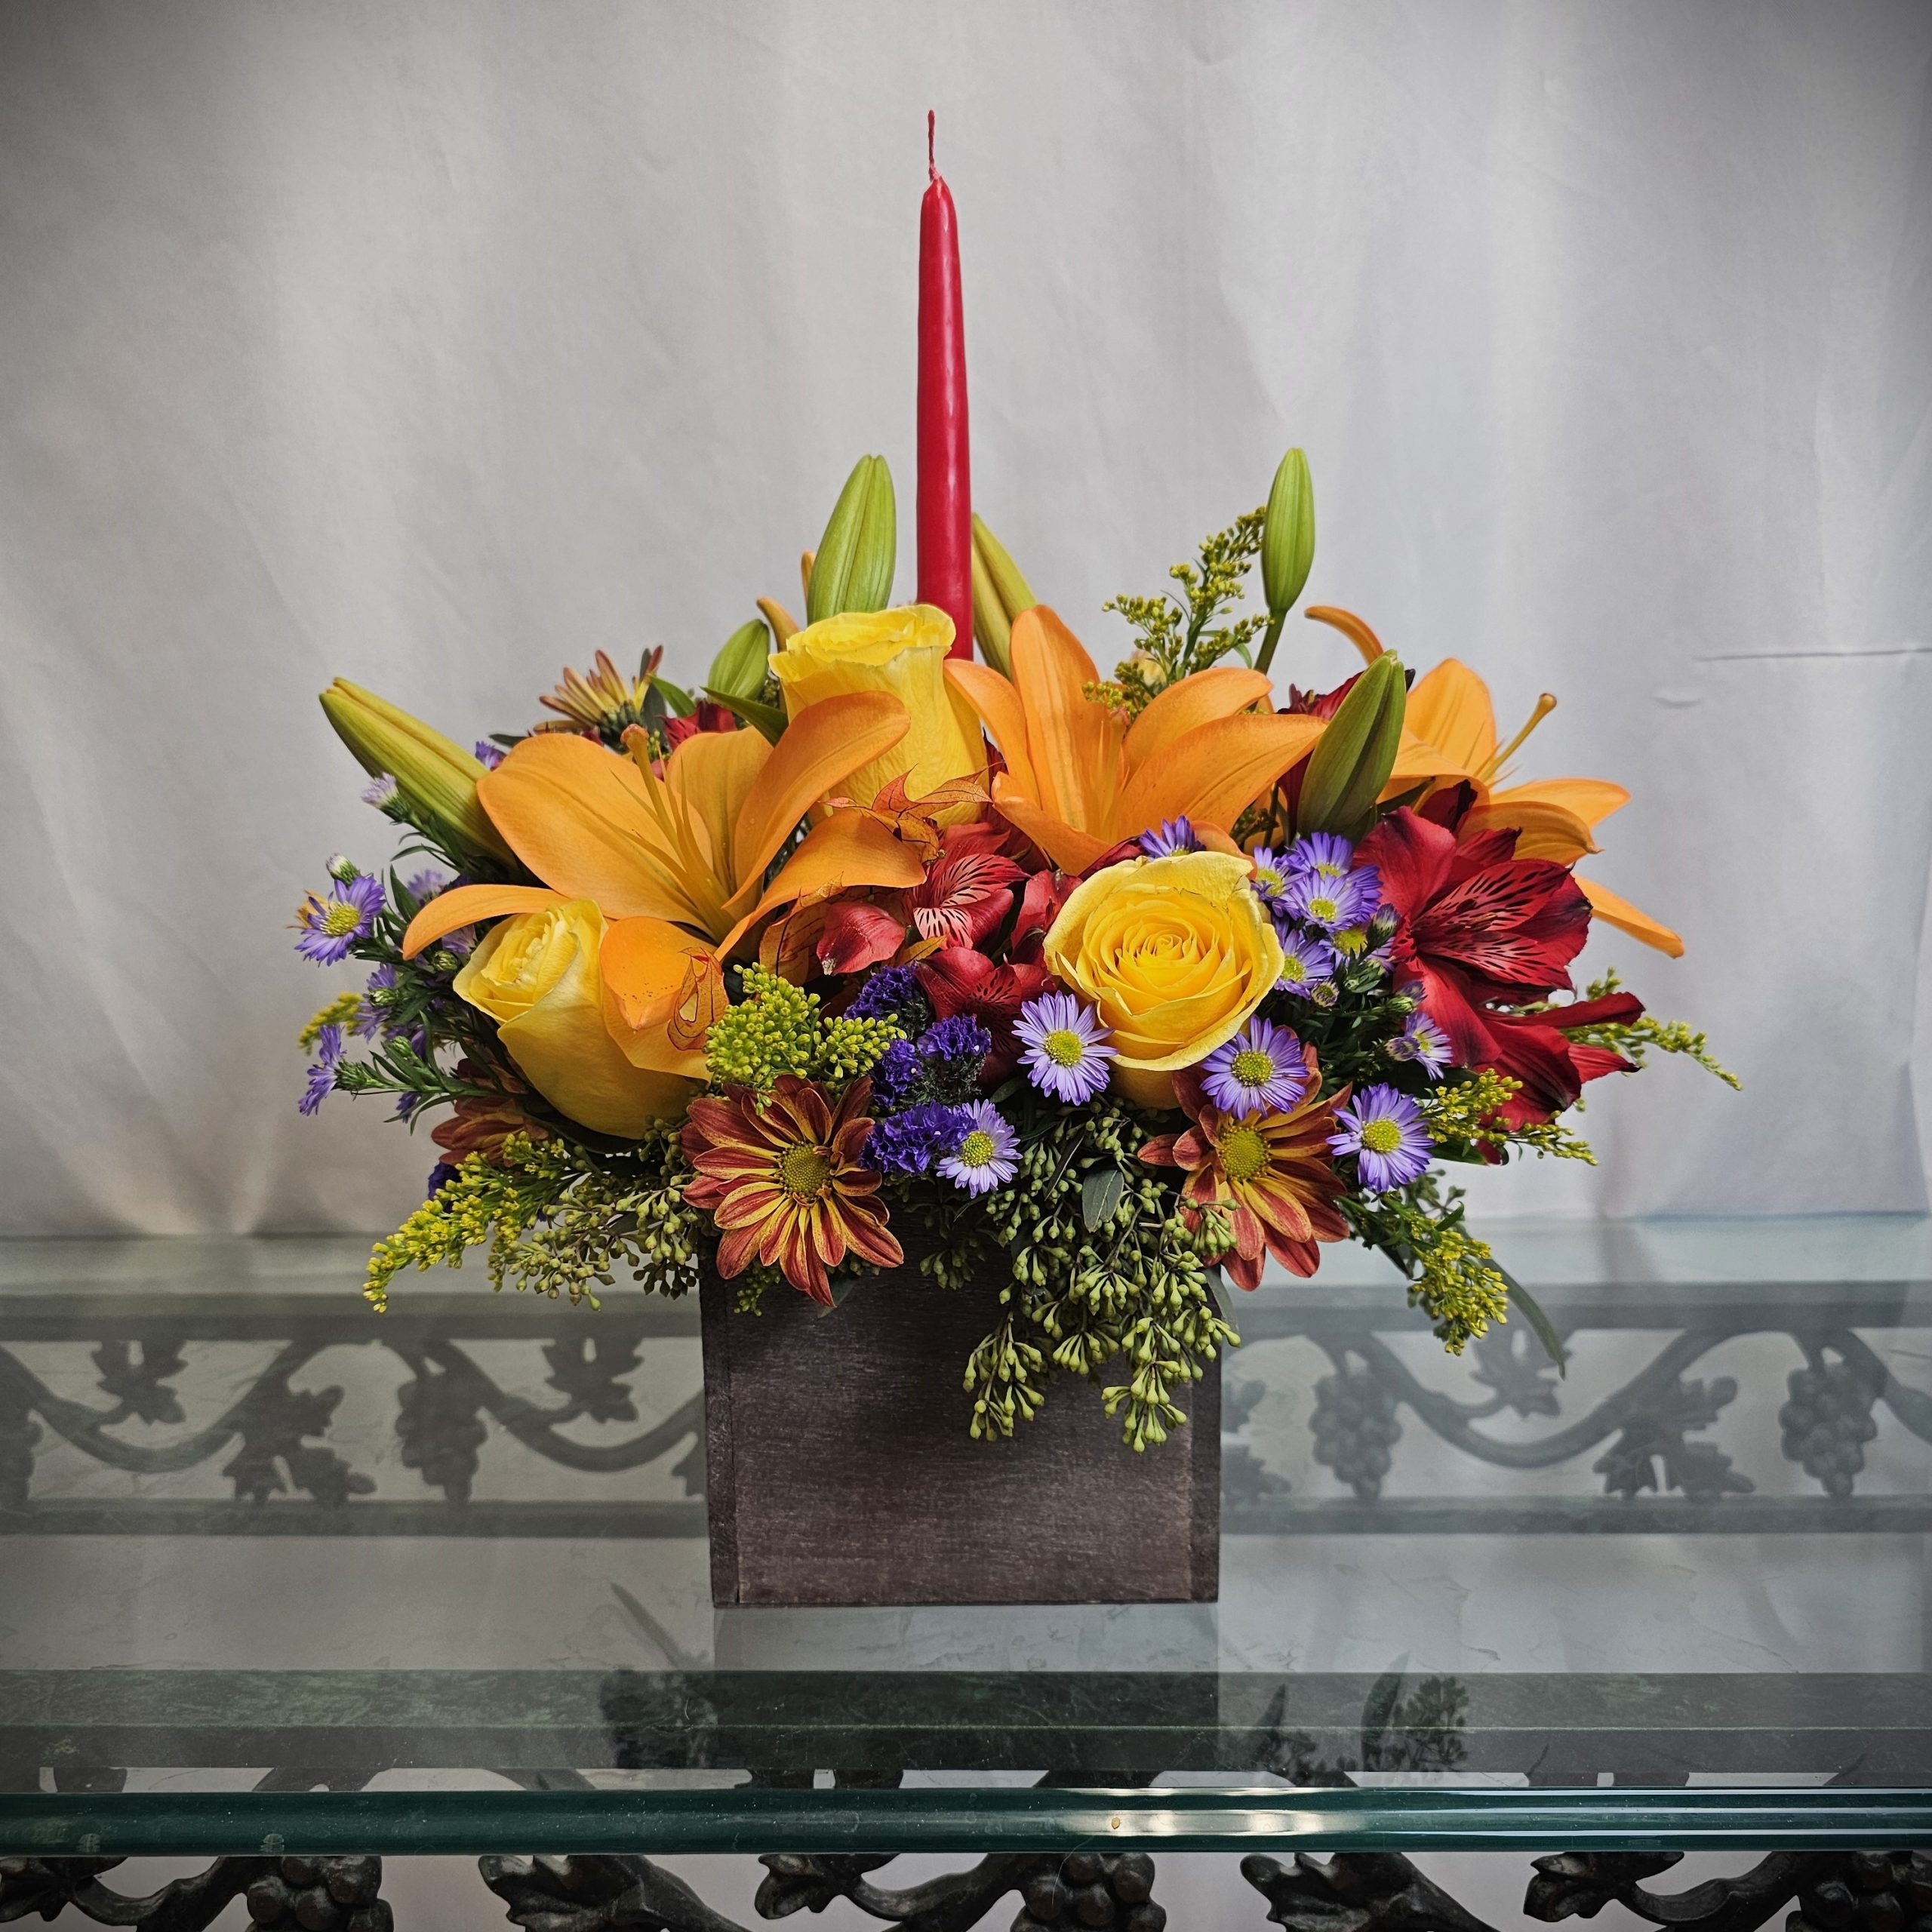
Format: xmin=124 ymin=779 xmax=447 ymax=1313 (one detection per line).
xmin=699 ymin=1257 xmax=1220 ymax=1608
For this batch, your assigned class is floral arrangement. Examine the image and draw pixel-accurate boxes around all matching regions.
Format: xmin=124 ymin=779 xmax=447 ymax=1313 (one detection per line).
xmin=296 ymin=449 xmax=1734 ymax=1452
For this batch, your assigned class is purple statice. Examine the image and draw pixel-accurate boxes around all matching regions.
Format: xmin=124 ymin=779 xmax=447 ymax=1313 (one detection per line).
xmin=871 ymin=1038 xmax=924 ymax=1112
xmin=1386 ymin=1010 xmax=1452 ymax=1079
xmin=1274 ymin=924 xmax=1340 ymax=996
xmin=293 ymin=872 xmax=385 ymax=965
xmin=866 ymin=1101 xmax=971 ymax=1177
xmin=938 ymin=1102 xmax=1019 ymax=1197
xmin=1139 ymin=817 xmax=1201 ymax=858
xmin=1287 ymin=832 xmax=1355 ymax=879
xmin=1200 ymin=1017 xmax=1309 ymax=1118
xmin=297 ymin=1024 xmax=345 ymax=1117
xmin=426 ymin=1162 xmax=461 ymax=1196
xmin=473 ymin=739 xmax=507 ymax=769
xmin=1281 ymin=863 xmax=1381 ymax=933
xmin=1330 ymin=1084 xmax=1434 ymax=1192
xmin=918 ymin=1014 xmax=992 ymax=1103
xmin=1247 ymin=846 xmax=1291 ymax=904
xmin=1014 ymin=990 xmax=1116 ymax=1104
xmin=848 ymin=963 xmax=932 ymax=1032
xmin=361 ymin=773 xmax=399 ymax=810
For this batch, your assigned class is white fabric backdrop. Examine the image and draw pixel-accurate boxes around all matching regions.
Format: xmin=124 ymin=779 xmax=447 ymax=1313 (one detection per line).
xmin=2 ymin=0 xmax=1929 ymax=1235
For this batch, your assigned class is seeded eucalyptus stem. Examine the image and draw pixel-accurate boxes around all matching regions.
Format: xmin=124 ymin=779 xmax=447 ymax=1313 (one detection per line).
xmin=1255 ymin=608 xmax=1287 ymax=676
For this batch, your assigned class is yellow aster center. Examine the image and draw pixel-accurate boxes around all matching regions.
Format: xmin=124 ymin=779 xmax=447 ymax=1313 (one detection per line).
xmin=957 ymin=1129 xmax=997 ymax=1168
xmin=320 ymin=900 xmax=363 ymax=937
xmin=1360 ymin=1118 xmax=1403 ymax=1155
xmin=1254 ymin=866 xmax=1284 ymax=894
xmin=1334 ymin=926 xmax=1367 ymax=956
xmin=1280 ymin=956 xmax=1308 ymax=983
xmin=1306 ymin=892 xmax=1341 ymax=923
xmin=1043 ymin=1029 xmax=1086 ymax=1068
xmin=776 ymin=1144 xmax=832 ymax=1198
xmin=1230 ymin=1048 xmax=1275 ymax=1088
xmin=1218 ymin=1123 xmax=1270 ymax=1183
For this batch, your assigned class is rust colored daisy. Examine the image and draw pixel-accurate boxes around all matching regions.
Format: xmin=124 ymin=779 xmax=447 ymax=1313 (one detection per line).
xmin=681 ymin=1075 xmax=902 ymax=1304
xmin=535 ymin=646 xmax=667 ymax=741
xmin=1140 ymin=1048 xmax=1349 ymax=1291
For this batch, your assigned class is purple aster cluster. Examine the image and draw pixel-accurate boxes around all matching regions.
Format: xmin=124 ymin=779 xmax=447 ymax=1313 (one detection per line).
xmin=293 ymin=872 xmax=385 ymax=965
xmin=1138 ymin=816 xmax=1201 ymax=857
xmin=297 ymin=1024 xmax=344 ymax=1117
xmin=473 ymin=739 xmax=507 ymax=769
xmin=1261 ymin=832 xmax=1389 ymax=1001
xmin=1330 ymin=1084 xmax=1433 ymax=1192
xmin=1386 ymin=1009 xmax=1452 ymax=1079
xmin=1014 ymin=991 xmax=1116 ymax=1104
xmin=1200 ymin=1017 xmax=1309 ymax=1119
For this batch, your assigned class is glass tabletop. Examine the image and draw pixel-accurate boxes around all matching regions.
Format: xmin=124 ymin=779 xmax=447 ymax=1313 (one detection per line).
xmin=4 ymin=1219 xmax=1931 ymax=1854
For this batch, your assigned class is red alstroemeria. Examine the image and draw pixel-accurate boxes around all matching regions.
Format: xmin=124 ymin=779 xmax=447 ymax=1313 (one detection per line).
xmin=915 ymin=946 xmax=1057 ymax=1079
xmin=1355 ymin=806 xmax=1592 ymax=1068
xmin=904 ymin=845 xmax=1027 ymax=949
xmin=1478 ymin=991 xmax=1644 ymax=1133
xmin=663 ymin=699 xmax=742 ymax=750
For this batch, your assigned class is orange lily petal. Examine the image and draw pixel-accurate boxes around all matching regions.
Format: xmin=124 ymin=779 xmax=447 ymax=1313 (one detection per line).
xmin=401 ymin=884 xmax=565 ymax=959
xmin=662 ymin=727 xmax=771 ymax=886
xmin=1113 ymin=712 xmax=1324 ymax=844
xmin=718 ymin=811 xmax=928 ymax=958
xmin=946 ymin=658 xmax=1041 ymax=801
xmin=1008 ymin=607 xmax=1120 ymax=833
xmin=479 ymin=734 xmax=694 ymax=922
xmin=598 ymin=916 xmax=723 ymax=1078
xmin=1304 ymin=605 xmax=1386 ymax=664
xmin=726 ymin=691 xmax=911 ymax=903
xmin=1577 ymin=875 xmax=1684 ymax=958
xmin=1386 ymin=728 xmax=1474 ymax=786
xmin=1492 ymin=777 xmax=1630 ymax=829
xmin=987 ymin=778 xmax=1113 ymax=874
xmin=1405 ymin=660 xmax=1498 ymax=776
xmin=1464 ymin=795 xmax=1600 ymax=863
xmin=1124 ymin=666 xmax=1272 ymax=774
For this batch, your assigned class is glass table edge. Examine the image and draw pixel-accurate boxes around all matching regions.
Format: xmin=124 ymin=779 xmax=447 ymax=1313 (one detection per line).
xmin=4 ymin=1787 xmax=1931 ymax=1857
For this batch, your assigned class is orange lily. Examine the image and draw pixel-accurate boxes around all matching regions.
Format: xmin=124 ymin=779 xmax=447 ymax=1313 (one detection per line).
xmin=399 ymin=690 xmax=927 ymax=961
xmin=946 ymin=607 xmax=1325 ymax=873
xmin=1398 ymin=657 xmax=1682 ymax=957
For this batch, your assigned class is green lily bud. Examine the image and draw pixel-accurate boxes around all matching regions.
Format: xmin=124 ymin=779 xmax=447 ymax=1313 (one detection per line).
xmin=1294 ymin=652 xmax=1406 ymax=840
xmin=707 ymin=617 xmax=772 ymax=702
xmin=970 ymin=513 xmax=1035 ymax=678
xmin=805 ymin=454 xmax=896 ymax=624
xmin=1262 ymin=448 xmax=1315 ymax=617
xmin=318 ymin=678 xmax=513 ymax=863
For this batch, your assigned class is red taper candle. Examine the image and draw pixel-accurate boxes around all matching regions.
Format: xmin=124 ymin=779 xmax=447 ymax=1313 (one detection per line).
xmin=917 ymin=112 xmax=973 ymax=660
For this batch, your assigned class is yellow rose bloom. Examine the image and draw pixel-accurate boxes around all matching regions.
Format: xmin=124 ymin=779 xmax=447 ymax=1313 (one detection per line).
xmin=1042 ymin=851 xmax=1285 ymax=1109
xmin=454 ymin=898 xmax=694 ymax=1136
xmin=770 ymin=604 xmax=983 ymax=808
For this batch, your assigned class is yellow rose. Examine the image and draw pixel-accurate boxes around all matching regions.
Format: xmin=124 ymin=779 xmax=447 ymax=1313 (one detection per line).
xmin=454 ymin=898 xmax=694 ymax=1136
xmin=770 ymin=604 xmax=983 ymax=808
xmin=1042 ymin=851 xmax=1285 ymax=1109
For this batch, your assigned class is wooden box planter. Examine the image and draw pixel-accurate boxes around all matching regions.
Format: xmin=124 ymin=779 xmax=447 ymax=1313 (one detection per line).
xmin=699 ymin=1254 xmax=1221 ymax=1609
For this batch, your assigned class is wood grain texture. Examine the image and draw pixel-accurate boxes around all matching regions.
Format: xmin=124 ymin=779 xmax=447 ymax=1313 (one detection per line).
xmin=700 ymin=1252 xmax=1220 ymax=1607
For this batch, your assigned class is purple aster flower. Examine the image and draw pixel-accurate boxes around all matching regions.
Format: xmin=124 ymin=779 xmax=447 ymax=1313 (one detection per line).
xmin=361 ymin=774 xmax=399 ymax=810
xmin=938 ymin=1101 xmax=1019 ymax=1196
xmin=297 ymin=1024 xmax=344 ymax=1117
xmin=1247 ymin=846 xmax=1291 ymax=904
xmin=1015 ymin=991 xmax=1117 ymax=1104
xmin=1384 ymin=1011 xmax=1452 ymax=1079
xmin=405 ymin=869 xmax=450 ymax=904
xmin=1274 ymin=925 xmax=1340 ymax=995
xmin=848 ymin=964 xmax=932 ymax=1031
xmin=1139 ymin=816 xmax=1201 ymax=858
xmin=356 ymin=964 xmax=396 ymax=1038
xmin=1281 ymin=863 xmax=1381 ymax=932
xmin=473 ymin=739 xmax=506 ymax=770
xmin=1330 ymin=1084 xmax=1434 ymax=1192
xmin=293 ymin=872 xmax=385 ymax=965
xmin=866 ymin=1101 xmax=971 ymax=1176
xmin=1287 ymin=832 xmax=1355 ymax=878
xmin=1200 ymin=1017 xmax=1309 ymax=1118
xmin=872 ymin=1038 xmax=924 ymax=1111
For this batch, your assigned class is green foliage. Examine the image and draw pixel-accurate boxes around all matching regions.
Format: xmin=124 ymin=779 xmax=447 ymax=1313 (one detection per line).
xmin=1343 ymin=1173 xmax=1511 ymax=1354
xmin=361 ymin=1128 xmax=700 ymax=1313
xmin=1100 ymin=508 xmax=1269 ymax=712
xmin=703 ymin=963 xmax=902 ymax=1094
xmin=1570 ymin=970 xmax=1742 ymax=1089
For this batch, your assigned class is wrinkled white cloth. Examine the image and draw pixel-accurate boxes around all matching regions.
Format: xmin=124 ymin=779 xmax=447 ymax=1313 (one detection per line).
xmin=1 ymin=0 xmax=1927 ymax=1233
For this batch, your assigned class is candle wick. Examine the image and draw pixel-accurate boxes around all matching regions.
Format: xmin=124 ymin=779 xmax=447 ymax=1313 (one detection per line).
xmin=928 ymin=109 xmax=936 ymax=181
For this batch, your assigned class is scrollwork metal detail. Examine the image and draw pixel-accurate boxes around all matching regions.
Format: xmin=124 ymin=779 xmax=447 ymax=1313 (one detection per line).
xmin=0 ymin=1855 xmax=388 ymax=1932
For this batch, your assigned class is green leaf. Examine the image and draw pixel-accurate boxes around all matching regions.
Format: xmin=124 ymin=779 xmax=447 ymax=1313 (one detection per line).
xmin=652 ymin=675 xmax=694 ymax=717
xmin=1081 ymin=1167 xmax=1126 ymax=1232
xmin=702 ymin=688 xmax=788 ymax=745
xmin=1499 ymin=1266 xmax=1568 ymax=1376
